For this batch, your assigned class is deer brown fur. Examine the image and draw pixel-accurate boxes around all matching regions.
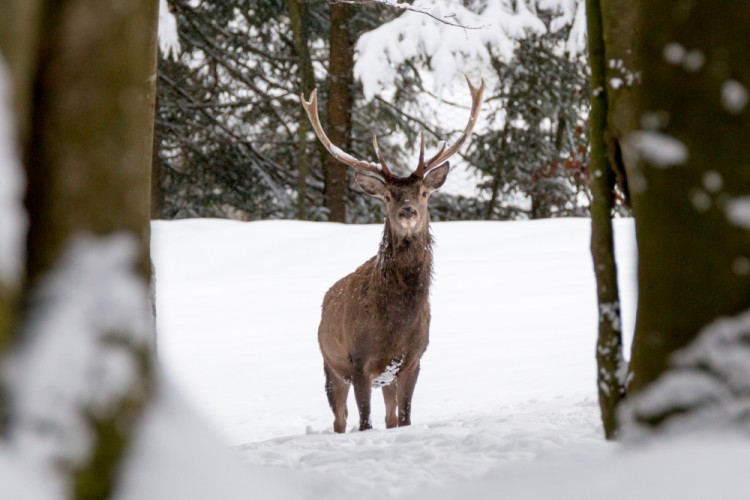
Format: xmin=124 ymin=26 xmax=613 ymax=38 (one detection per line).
xmin=302 ymin=77 xmax=484 ymax=432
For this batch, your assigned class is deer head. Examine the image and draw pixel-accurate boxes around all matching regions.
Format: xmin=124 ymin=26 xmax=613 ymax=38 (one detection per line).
xmin=301 ymin=77 xmax=485 ymax=237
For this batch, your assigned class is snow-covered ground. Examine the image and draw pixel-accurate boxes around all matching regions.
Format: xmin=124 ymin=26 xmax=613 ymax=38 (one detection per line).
xmin=152 ymin=217 xmax=750 ymax=499
xmin=152 ymin=217 xmax=642 ymax=497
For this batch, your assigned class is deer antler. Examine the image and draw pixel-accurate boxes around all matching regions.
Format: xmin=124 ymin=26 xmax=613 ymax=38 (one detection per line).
xmin=300 ymin=90 xmax=395 ymax=180
xmin=414 ymin=76 xmax=485 ymax=177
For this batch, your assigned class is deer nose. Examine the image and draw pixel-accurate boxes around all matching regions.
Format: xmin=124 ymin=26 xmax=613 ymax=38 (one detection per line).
xmin=399 ymin=206 xmax=417 ymax=219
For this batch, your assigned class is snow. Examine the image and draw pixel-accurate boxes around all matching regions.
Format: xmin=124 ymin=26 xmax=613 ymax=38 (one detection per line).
xmin=627 ymin=130 xmax=688 ymax=167
xmin=725 ymin=196 xmax=750 ymax=229
xmin=609 ymin=77 xmax=623 ymax=89
xmin=149 ymin=217 xmax=639 ymax=497
xmin=0 ymin=57 xmax=26 ymax=284
xmin=663 ymin=42 xmax=686 ymax=65
xmin=690 ymin=189 xmax=711 ymax=212
xmin=5 ymin=233 xmax=154 ymax=494
xmin=721 ymin=80 xmax=748 ymax=114
xmin=622 ymin=309 xmax=750 ymax=439
xmin=682 ymin=51 xmax=705 ymax=72
xmin=663 ymin=43 xmax=704 ymax=72
xmin=702 ymin=170 xmax=723 ymax=193
xmin=158 ymin=0 xmax=181 ymax=61
xmin=153 ymin=218 xmax=638 ymax=445
xmin=148 ymin=217 xmax=750 ymax=499
xmin=0 ymin=451 xmax=56 ymax=500
xmin=6 ymin=217 xmax=750 ymax=498
xmin=371 ymin=357 xmax=404 ymax=388
xmin=115 ymin=378 xmax=287 ymax=500
xmin=354 ymin=0 xmax=584 ymax=100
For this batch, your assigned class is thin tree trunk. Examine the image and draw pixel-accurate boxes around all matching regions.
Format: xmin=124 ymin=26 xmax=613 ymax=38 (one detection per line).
xmin=627 ymin=0 xmax=750 ymax=397
xmin=484 ymin=126 xmax=509 ymax=219
xmin=325 ymin=1 xmax=354 ymax=223
xmin=151 ymin=91 xmax=164 ymax=219
xmin=290 ymin=0 xmax=315 ymax=220
xmin=586 ymin=0 xmax=626 ymax=440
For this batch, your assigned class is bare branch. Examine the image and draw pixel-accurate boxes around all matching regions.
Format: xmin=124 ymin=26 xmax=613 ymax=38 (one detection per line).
xmin=330 ymin=0 xmax=489 ymax=30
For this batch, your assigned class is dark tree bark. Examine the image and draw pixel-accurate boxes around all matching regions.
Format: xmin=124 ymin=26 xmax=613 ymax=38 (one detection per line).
xmin=627 ymin=2 xmax=750 ymax=399
xmin=290 ymin=0 xmax=316 ymax=220
xmin=325 ymin=1 xmax=354 ymax=222
xmin=601 ymin=0 xmax=639 ymax=208
xmin=586 ymin=0 xmax=626 ymax=440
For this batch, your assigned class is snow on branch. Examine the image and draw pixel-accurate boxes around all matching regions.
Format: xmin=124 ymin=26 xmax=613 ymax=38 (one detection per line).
xmin=6 ymin=234 xmax=154 ymax=490
xmin=331 ymin=0 xmax=488 ymax=30
xmin=353 ymin=0 xmax=585 ymax=100
xmin=159 ymin=0 xmax=181 ymax=61
xmin=0 ymin=57 xmax=27 ymax=285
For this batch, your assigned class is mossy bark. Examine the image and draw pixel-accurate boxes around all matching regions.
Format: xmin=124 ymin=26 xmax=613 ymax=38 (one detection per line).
xmin=325 ymin=1 xmax=354 ymax=223
xmin=586 ymin=0 xmax=626 ymax=440
xmin=627 ymin=1 xmax=750 ymax=397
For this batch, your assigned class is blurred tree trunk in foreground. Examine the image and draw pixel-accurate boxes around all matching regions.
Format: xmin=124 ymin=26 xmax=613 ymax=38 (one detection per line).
xmin=627 ymin=1 xmax=750 ymax=418
xmin=0 ymin=0 xmax=158 ymax=497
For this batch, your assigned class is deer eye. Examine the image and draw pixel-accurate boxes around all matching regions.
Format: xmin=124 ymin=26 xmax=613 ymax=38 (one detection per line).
xmin=421 ymin=191 xmax=428 ymax=198
xmin=385 ymin=195 xmax=392 ymax=202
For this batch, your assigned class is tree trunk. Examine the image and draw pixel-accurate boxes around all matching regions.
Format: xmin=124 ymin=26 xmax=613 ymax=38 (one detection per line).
xmin=0 ymin=1 xmax=42 ymax=150
xmin=4 ymin=0 xmax=159 ymax=496
xmin=25 ymin=1 xmax=157 ymax=285
xmin=627 ymin=1 xmax=750 ymax=398
xmin=289 ymin=0 xmax=315 ymax=220
xmin=601 ymin=0 xmax=639 ymax=208
xmin=151 ymin=91 xmax=164 ymax=219
xmin=586 ymin=0 xmax=626 ymax=440
xmin=325 ymin=1 xmax=354 ymax=223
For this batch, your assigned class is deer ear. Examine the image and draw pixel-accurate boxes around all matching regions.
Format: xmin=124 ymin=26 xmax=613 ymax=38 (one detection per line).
xmin=423 ymin=161 xmax=450 ymax=192
xmin=355 ymin=172 xmax=388 ymax=198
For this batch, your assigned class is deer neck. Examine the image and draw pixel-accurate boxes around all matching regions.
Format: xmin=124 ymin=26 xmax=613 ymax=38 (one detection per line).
xmin=375 ymin=219 xmax=433 ymax=296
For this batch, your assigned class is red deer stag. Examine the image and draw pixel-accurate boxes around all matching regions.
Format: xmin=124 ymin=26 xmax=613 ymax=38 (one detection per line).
xmin=301 ymin=77 xmax=484 ymax=432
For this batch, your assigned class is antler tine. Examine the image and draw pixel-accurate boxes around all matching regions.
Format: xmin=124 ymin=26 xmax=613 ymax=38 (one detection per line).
xmin=424 ymin=76 xmax=485 ymax=173
xmin=372 ymin=135 xmax=395 ymax=180
xmin=425 ymin=140 xmax=446 ymax=167
xmin=300 ymin=90 xmax=384 ymax=178
xmin=414 ymin=131 xmax=427 ymax=177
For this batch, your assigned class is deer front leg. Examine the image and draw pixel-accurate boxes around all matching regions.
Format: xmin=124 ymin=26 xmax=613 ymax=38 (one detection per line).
xmin=397 ymin=363 xmax=420 ymax=427
xmin=324 ymin=363 xmax=350 ymax=433
xmin=382 ymin=384 xmax=398 ymax=429
xmin=352 ymin=367 xmax=373 ymax=431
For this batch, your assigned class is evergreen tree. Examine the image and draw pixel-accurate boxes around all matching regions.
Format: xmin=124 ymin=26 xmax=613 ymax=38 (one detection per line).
xmin=467 ymin=23 xmax=590 ymax=220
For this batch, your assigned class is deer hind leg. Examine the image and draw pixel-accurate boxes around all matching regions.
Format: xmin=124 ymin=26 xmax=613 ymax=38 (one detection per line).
xmin=351 ymin=365 xmax=373 ymax=431
xmin=382 ymin=384 xmax=398 ymax=429
xmin=324 ymin=363 xmax=350 ymax=433
xmin=397 ymin=363 xmax=420 ymax=427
